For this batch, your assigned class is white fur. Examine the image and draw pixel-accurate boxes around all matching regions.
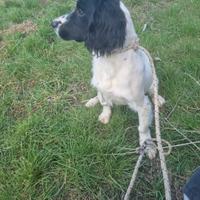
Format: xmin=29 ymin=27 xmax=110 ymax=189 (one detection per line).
xmin=86 ymin=2 xmax=164 ymax=159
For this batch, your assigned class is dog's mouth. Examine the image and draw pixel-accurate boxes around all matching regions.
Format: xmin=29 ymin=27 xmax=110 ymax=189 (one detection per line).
xmin=51 ymin=21 xmax=60 ymax=37
xmin=51 ymin=15 xmax=68 ymax=29
xmin=51 ymin=20 xmax=62 ymax=29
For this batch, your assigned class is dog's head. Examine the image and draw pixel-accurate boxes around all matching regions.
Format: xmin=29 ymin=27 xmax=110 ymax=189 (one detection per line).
xmin=52 ymin=0 xmax=126 ymax=56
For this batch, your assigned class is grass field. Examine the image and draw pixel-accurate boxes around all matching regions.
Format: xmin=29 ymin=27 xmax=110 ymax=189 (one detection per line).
xmin=0 ymin=0 xmax=200 ymax=199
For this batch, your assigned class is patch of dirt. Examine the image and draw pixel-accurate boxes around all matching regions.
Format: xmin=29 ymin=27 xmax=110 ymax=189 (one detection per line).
xmin=0 ymin=38 xmax=9 ymax=59
xmin=8 ymin=101 xmax=28 ymax=119
xmin=0 ymin=0 xmax=4 ymax=6
xmin=0 ymin=20 xmax=37 ymax=35
xmin=130 ymin=157 xmax=188 ymax=200
xmin=0 ymin=40 xmax=7 ymax=50
xmin=169 ymin=171 xmax=187 ymax=200
xmin=66 ymin=82 xmax=89 ymax=106
xmin=40 ymin=0 xmax=49 ymax=5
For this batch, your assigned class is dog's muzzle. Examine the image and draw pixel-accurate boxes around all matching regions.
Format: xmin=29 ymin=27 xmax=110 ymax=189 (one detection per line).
xmin=51 ymin=15 xmax=69 ymax=29
xmin=51 ymin=15 xmax=69 ymax=37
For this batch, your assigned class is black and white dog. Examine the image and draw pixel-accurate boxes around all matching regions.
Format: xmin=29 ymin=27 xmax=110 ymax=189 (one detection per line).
xmin=52 ymin=0 xmax=165 ymax=159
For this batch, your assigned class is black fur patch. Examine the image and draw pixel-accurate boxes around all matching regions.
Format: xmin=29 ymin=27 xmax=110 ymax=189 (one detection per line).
xmin=85 ymin=0 xmax=126 ymax=56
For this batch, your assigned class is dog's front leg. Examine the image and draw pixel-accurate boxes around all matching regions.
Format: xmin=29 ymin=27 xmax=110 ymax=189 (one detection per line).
xmin=85 ymin=92 xmax=112 ymax=124
xmin=129 ymin=96 xmax=156 ymax=159
xmin=98 ymin=105 xmax=112 ymax=124
xmin=98 ymin=92 xmax=112 ymax=124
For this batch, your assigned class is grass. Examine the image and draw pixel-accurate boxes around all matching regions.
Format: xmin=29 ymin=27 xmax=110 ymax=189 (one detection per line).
xmin=0 ymin=0 xmax=200 ymax=199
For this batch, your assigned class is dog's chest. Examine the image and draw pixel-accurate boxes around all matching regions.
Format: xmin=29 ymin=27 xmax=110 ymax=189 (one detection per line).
xmin=91 ymin=56 xmax=133 ymax=104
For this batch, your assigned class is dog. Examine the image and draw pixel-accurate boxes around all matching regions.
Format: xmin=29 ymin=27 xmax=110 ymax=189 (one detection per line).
xmin=51 ymin=0 xmax=165 ymax=159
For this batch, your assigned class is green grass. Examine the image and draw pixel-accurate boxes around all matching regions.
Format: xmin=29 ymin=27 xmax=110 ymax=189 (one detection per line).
xmin=0 ymin=0 xmax=200 ymax=199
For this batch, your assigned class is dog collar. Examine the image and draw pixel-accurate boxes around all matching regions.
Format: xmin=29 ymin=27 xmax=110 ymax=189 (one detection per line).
xmin=92 ymin=38 xmax=140 ymax=57
xmin=111 ymin=38 xmax=140 ymax=55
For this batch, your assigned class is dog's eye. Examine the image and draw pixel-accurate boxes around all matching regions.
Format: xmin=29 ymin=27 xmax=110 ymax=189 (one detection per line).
xmin=76 ymin=8 xmax=85 ymax=17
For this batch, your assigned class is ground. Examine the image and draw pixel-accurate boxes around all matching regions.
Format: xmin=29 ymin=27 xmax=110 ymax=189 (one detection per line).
xmin=0 ymin=0 xmax=200 ymax=199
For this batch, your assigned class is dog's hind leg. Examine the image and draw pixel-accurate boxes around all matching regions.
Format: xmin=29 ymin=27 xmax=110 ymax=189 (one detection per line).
xmin=85 ymin=96 xmax=99 ymax=108
xmin=97 ymin=92 xmax=112 ymax=124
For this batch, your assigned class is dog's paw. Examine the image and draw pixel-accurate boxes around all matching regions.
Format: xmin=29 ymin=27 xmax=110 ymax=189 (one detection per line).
xmin=158 ymin=95 xmax=165 ymax=107
xmin=144 ymin=139 xmax=157 ymax=160
xmin=85 ymin=97 xmax=99 ymax=108
xmin=151 ymin=95 xmax=166 ymax=108
xmin=98 ymin=113 xmax=110 ymax=124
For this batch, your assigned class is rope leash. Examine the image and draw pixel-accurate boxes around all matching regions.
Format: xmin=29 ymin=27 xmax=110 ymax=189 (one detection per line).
xmin=149 ymin=46 xmax=172 ymax=200
xmin=124 ymin=150 xmax=145 ymax=200
xmin=124 ymin=141 xmax=149 ymax=200
xmin=124 ymin=46 xmax=172 ymax=200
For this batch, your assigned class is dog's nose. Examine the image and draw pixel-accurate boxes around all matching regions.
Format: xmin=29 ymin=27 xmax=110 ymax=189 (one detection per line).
xmin=51 ymin=20 xmax=61 ymax=28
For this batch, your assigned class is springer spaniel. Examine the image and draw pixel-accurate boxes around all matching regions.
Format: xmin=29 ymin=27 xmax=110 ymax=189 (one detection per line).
xmin=51 ymin=0 xmax=165 ymax=159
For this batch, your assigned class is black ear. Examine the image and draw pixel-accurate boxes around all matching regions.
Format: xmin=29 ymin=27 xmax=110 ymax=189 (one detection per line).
xmin=85 ymin=0 xmax=126 ymax=56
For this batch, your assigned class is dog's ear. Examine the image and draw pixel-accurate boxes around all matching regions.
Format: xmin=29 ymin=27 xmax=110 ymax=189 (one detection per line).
xmin=85 ymin=0 xmax=126 ymax=56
